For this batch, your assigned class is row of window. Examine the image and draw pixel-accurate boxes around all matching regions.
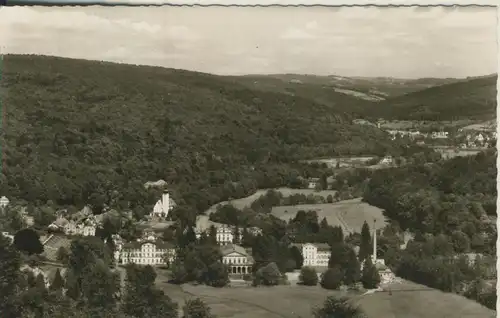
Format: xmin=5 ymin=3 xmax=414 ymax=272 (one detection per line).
xmin=223 ymin=257 xmax=251 ymax=265
xmin=123 ymin=258 xmax=165 ymax=265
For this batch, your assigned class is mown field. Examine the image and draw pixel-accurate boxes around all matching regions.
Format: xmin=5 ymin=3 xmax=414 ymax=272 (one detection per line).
xmin=203 ymin=188 xmax=338 ymax=215
xmin=358 ymin=280 xmax=496 ymax=318
xmin=270 ymin=198 xmax=386 ymax=234
xmin=154 ymin=268 xmax=495 ymax=318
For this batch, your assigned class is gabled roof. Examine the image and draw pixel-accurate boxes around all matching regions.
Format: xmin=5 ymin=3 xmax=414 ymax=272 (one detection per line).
xmin=220 ymin=244 xmax=249 ymax=257
xmin=299 ymin=242 xmax=331 ymax=251
xmin=122 ymin=239 xmax=175 ymax=250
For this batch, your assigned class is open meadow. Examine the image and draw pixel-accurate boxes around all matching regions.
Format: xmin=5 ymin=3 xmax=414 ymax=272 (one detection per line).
xmin=154 ymin=268 xmax=495 ymax=318
xmin=358 ymin=280 xmax=496 ymax=318
xmin=271 ymin=198 xmax=386 ymax=234
xmin=203 ymin=188 xmax=338 ymax=215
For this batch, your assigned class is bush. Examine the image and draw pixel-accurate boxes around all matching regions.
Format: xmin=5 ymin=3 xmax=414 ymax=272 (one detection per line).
xmin=298 ymin=267 xmax=318 ymax=286
xmin=253 ymin=262 xmax=282 ymax=286
xmin=320 ymin=266 xmax=343 ymax=290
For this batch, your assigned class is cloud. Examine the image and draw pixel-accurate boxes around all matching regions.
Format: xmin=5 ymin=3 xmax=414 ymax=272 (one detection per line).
xmin=305 ymin=21 xmax=319 ymax=30
xmin=281 ymin=27 xmax=316 ymax=40
xmin=0 ymin=6 xmax=496 ymax=78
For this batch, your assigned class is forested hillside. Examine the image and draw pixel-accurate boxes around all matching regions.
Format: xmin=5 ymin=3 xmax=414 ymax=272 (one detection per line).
xmin=0 ymin=54 xmax=398 ymax=216
xmin=363 ymin=149 xmax=497 ymax=309
xmin=369 ymin=75 xmax=497 ymax=121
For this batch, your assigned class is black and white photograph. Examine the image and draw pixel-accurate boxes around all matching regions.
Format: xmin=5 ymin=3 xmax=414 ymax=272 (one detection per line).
xmin=0 ymin=5 xmax=497 ymax=318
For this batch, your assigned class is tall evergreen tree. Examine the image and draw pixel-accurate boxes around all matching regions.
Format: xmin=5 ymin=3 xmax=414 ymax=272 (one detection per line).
xmin=208 ymin=225 xmax=217 ymax=245
xmin=50 ymin=268 xmax=64 ymax=291
xmin=343 ymin=247 xmax=361 ymax=285
xmin=358 ymin=221 xmax=372 ymax=261
xmin=232 ymin=226 xmax=240 ymax=244
xmin=360 ymin=256 xmax=380 ymax=289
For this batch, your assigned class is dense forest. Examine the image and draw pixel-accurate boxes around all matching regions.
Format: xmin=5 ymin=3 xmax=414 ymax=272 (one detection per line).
xmin=0 ymin=54 xmax=406 ymax=217
xmin=369 ymin=75 xmax=497 ymax=121
xmin=363 ymin=149 xmax=497 ymax=309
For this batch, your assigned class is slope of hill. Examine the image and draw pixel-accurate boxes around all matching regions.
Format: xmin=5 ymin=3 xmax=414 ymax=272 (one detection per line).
xmin=233 ymin=74 xmax=461 ymax=105
xmin=0 ymin=54 xmax=396 ymax=213
xmin=370 ymin=75 xmax=497 ymax=121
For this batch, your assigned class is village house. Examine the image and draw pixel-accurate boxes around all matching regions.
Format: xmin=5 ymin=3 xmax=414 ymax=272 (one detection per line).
xmin=48 ymin=210 xmax=97 ymax=237
xmin=307 ymin=178 xmax=320 ymax=189
xmin=195 ymin=215 xmax=261 ymax=245
xmin=220 ymin=243 xmax=254 ymax=276
xmin=150 ymin=189 xmax=177 ymax=219
xmin=0 ymin=196 xmax=9 ymax=208
xmin=379 ymin=155 xmax=394 ymax=165
xmin=1 ymin=231 xmax=14 ymax=243
xmin=195 ymin=223 xmax=240 ymax=245
xmin=431 ymin=131 xmax=449 ymax=139
xmin=120 ymin=232 xmax=176 ymax=266
xmin=293 ymin=243 xmax=330 ymax=267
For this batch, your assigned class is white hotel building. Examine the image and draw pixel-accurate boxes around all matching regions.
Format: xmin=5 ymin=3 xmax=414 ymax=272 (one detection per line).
xmin=293 ymin=243 xmax=331 ymax=267
xmin=120 ymin=233 xmax=176 ymax=266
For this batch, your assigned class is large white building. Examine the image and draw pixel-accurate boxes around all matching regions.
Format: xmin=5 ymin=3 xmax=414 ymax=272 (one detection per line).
xmin=221 ymin=244 xmax=254 ymax=275
xmin=120 ymin=233 xmax=176 ymax=266
xmin=150 ymin=190 xmax=177 ymax=218
xmin=295 ymin=243 xmax=330 ymax=267
xmin=0 ymin=196 xmax=9 ymax=208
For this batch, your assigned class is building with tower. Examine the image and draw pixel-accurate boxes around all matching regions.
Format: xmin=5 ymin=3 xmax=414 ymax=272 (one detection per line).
xmin=150 ymin=190 xmax=177 ymax=218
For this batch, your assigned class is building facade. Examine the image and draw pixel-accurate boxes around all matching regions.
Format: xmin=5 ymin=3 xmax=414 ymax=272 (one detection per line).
xmin=221 ymin=244 xmax=254 ymax=275
xmin=120 ymin=234 xmax=176 ymax=266
xmin=48 ymin=216 xmax=97 ymax=237
xmin=0 ymin=196 xmax=9 ymax=208
xmin=298 ymin=243 xmax=330 ymax=267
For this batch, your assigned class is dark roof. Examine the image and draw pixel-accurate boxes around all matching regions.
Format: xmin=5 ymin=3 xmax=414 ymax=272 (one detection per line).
xmin=294 ymin=242 xmax=331 ymax=251
xmin=122 ymin=240 xmax=175 ymax=250
xmin=220 ymin=244 xmax=250 ymax=257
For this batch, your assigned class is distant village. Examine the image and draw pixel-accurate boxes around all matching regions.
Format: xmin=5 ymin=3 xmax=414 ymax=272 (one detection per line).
xmin=352 ymin=119 xmax=496 ymax=149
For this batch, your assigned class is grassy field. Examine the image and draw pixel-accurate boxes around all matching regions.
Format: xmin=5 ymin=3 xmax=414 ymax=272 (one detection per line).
xmin=431 ymin=147 xmax=483 ymax=159
xmin=358 ymin=280 xmax=496 ymax=318
xmin=270 ymin=198 xmax=386 ymax=234
xmin=203 ymin=188 xmax=338 ymax=215
xmin=154 ymin=268 xmax=495 ymax=318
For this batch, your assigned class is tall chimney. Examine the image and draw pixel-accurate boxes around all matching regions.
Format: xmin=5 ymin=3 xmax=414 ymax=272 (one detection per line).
xmin=372 ymin=219 xmax=377 ymax=263
xmin=162 ymin=190 xmax=170 ymax=217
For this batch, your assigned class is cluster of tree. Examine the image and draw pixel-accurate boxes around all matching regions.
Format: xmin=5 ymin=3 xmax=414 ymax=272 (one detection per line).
xmin=249 ymin=190 xmax=332 ymax=213
xmin=385 ymin=233 xmax=496 ymax=310
xmin=0 ymin=205 xmax=28 ymax=233
xmin=363 ymin=149 xmax=497 ymax=309
xmin=318 ymin=222 xmax=381 ymax=291
xmin=287 ymin=210 xmax=344 ymax=245
xmin=252 ymin=262 xmax=289 ymax=286
xmin=1 ymin=231 xmax=219 ymax=318
xmin=364 ymin=150 xmax=496 ymax=249
xmin=168 ymin=225 xmax=229 ymax=287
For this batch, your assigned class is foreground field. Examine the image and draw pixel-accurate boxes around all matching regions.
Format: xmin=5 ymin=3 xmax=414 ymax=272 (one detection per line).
xmin=154 ymin=268 xmax=495 ymax=318
xmin=204 ymin=187 xmax=338 ymax=215
xmin=271 ymin=198 xmax=386 ymax=234
xmin=359 ymin=280 xmax=496 ymax=318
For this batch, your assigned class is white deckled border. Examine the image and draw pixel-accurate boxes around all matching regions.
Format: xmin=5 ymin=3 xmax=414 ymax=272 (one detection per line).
xmin=4 ymin=0 xmax=498 ymax=6
xmin=496 ymin=5 xmax=500 ymax=316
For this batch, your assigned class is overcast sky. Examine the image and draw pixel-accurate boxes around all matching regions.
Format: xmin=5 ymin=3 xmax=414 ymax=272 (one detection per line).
xmin=0 ymin=6 xmax=497 ymax=78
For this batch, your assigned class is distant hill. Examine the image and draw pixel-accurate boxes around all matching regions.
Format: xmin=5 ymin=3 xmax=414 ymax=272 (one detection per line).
xmin=232 ymin=74 xmax=461 ymax=103
xmin=0 ymin=54 xmax=397 ymax=211
xmin=369 ymin=75 xmax=497 ymax=121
